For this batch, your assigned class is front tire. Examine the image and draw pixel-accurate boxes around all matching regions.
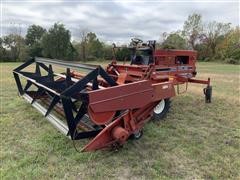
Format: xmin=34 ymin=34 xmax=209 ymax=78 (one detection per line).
xmin=133 ymin=130 xmax=143 ymax=140
xmin=129 ymin=129 xmax=143 ymax=140
xmin=153 ymin=98 xmax=171 ymax=120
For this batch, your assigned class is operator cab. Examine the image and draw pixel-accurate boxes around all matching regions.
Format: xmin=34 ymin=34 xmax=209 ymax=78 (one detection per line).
xmin=129 ymin=38 xmax=156 ymax=65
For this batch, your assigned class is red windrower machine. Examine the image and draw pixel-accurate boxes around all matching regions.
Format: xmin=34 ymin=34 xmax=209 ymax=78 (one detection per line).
xmin=13 ymin=38 xmax=212 ymax=152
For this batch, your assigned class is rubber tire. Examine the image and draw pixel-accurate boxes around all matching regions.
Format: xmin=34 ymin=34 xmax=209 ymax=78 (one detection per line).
xmin=133 ymin=130 xmax=143 ymax=140
xmin=153 ymin=98 xmax=171 ymax=121
xmin=129 ymin=130 xmax=143 ymax=140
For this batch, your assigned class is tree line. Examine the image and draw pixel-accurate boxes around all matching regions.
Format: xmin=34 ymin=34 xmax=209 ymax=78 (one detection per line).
xmin=0 ymin=13 xmax=239 ymax=64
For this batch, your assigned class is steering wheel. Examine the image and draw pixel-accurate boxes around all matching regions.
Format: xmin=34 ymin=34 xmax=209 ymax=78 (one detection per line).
xmin=131 ymin=38 xmax=143 ymax=44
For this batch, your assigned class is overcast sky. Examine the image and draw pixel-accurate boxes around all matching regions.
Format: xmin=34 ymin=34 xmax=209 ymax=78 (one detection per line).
xmin=1 ymin=0 xmax=239 ymax=44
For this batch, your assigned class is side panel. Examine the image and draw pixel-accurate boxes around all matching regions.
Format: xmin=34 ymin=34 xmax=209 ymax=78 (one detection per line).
xmin=152 ymin=81 xmax=176 ymax=101
xmin=88 ymin=80 xmax=176 ymax=113
xmin=88 ymin=80 xmax=154 ymax=112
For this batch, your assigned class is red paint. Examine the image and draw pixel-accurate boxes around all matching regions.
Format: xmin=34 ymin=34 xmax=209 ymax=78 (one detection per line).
xmin=80 ymin=49 xmax=211 ymax=151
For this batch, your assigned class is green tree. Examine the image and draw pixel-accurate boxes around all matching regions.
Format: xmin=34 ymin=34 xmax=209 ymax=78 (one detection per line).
xmin=72 ymin=41 xmax=82 ymax=61
xmin=217 ymin=26 xmax=240 ymax=64
xmin=79 ymin=29 xmax=87 ymax=61
xmin=75 ymin=31 xmax=105 ymax=61
xmin=0 ymin=37 xmax=5 ymax=60
xmin=115 ymin=47 xmax=131 ymax=61
xmin=195 ymin=43 xmax=209 ymax=61
xmin=201 ymin=21 xmax=231 ymax=57
xmin=162 ymin=33 xmax=187 ymax=49
xmin=182 ymin=13 xmax=203 ymax=49
xmin=26 ymin=25 xmax=46 ymax=46
xmin=86 ymin=32 xmax=104 ymax=59
xmin=26 ymin=25 xmax=46 ymax=57
xmin=3 ymin=34 xmax=27 ymax=61
xmin=41 ymin=23 xmax=76 ymax=60
xmin=103 ymin=44 xmax=113 ymax=60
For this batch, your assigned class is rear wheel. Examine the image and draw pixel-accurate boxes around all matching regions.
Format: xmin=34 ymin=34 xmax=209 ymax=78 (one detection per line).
xmin=153 ymin=98 xmax=171 ymax=120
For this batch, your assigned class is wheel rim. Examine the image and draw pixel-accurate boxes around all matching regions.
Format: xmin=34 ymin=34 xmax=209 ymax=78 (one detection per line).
xmin=134 ymin=131 xmax=142 ymax=139
xmin=154 ymin=99 xmax=165 ymax=114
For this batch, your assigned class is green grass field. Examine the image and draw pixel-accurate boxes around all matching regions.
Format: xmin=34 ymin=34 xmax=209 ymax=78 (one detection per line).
xmin=1 ymin=62 xmax=240 ymax=179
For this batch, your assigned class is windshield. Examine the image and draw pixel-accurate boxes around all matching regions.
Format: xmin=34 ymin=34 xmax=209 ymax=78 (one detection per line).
xmin=136 ymin=50 xmax=151 ymax=56
xmin=131 ymin=50 xmax=153 ymax=65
